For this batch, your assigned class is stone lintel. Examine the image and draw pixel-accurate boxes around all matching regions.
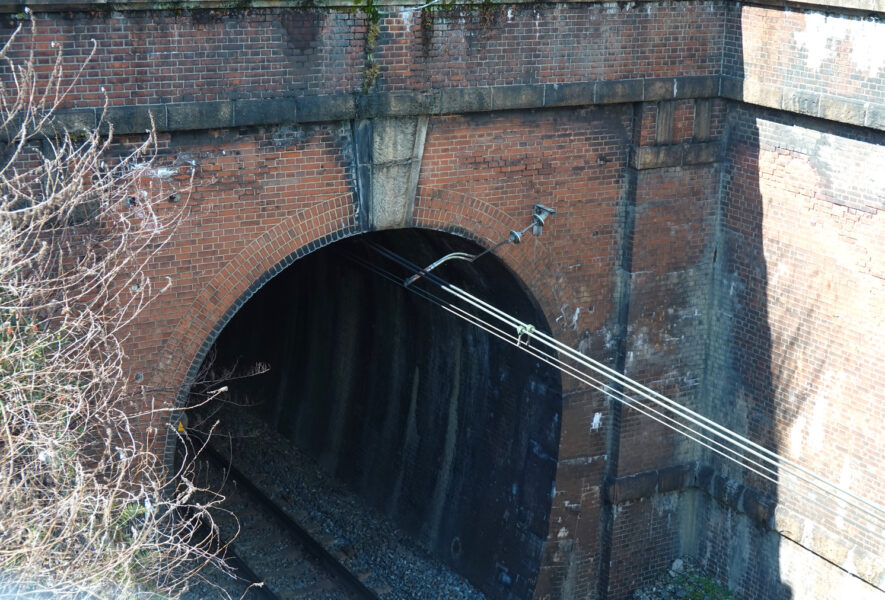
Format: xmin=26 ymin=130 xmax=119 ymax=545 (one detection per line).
xmin=166 ymin=100 xmax=232 ymax=131
xmin=233 ymin=97 xmax=297 ymax=128
xmin=595 ymin=79 xmax=644 ymax=104
xmin=297 ymin=94 xmax=356 ymax=123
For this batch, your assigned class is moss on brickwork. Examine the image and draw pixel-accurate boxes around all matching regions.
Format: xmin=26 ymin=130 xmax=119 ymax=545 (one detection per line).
xmin=633 ymin=560 xmax=741 ymax=600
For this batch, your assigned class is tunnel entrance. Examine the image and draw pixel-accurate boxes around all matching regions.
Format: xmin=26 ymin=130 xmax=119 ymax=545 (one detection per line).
xmin=195 ymin=229 xmax=562 ymax=599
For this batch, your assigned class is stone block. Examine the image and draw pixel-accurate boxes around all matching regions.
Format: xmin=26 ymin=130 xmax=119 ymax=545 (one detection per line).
xmin=694 ymin=463 xmax=716 ymax=492
xmin=610 ymin=470 xmax=658 ymax=504
xmin=357 ymin=91 xmax=438 ymax=118
xmin=166 ymin=100 xmax=232 ymax=131
xmin=233 ymin=97 xmax=295 ymax=127
xmin=102 ymin=104 xmax=166 ymax=134
xmin=694 ymin=98 xmax=712 ymax=140
xmin=818 ymin=95 xmax=865 ymax=126
xmin=719 ymin=75 xmax=743 ymax=101
xmin=808 ymin=527 xmax=852 ymax=565
xmin=439 ymin=86 xmax=492 ymax=114
xmin=674 ymin=75 xmax=717 ymax=99
xmin=656 ymin=101 xmax=675 ymax=144
xmin=644 ymin=78 xmax=675 ymax=101
xmin=683 ymin=141 xmax=719 ymax=165
xmin=635 ymin=145 xmax=682 ymax=170
xmin=595 ymin=79 xmax=643 ymax=104
xmin=544 ymin=82 xmax=595 ymax=107
xmin=866 ymin=103 xmax=885 ymax=131
xmin=742 ymin=80 xmax=782 ymax=109
xmin=781 ymin=89 xmax=819 ymax=117
xmin=296 ymin=94 xmax=355 ymax=123
xmin=657 ymin=464 xmax=692 ymax=494
xmin=491 ymin=84 xmax=544 ymax=111
xmin=710 ymin=472 xmax=730 ymax=505
xmin=47 ymin=108 xmax=96 ymax=135
xmin=773 ymin=506 xmax=803 ymax=541
xmin=852 ymin=548 xmax=885 ymax=590
xmin=740 ymin=487 xmax=773 ymax=526
xmin=372 ymin=117 xmax=418 ymax=163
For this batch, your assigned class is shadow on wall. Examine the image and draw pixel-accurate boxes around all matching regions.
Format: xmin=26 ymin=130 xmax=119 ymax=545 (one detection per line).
xmin=700 ymin=5 xmax=792 ymax=597
xmin=202 ymin=228 xmax=563 ymax=600
xmin=715 ymin=99 xmax=885 ymax=599
xmin=706 ymin=3 xmax=885 ymax=597
xmin=706 ymin=100 xmax=792 ymax=600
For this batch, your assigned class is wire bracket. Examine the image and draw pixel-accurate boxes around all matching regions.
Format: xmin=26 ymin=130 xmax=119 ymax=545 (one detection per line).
xmin=516 ymin=323 xmax=535 ymax=346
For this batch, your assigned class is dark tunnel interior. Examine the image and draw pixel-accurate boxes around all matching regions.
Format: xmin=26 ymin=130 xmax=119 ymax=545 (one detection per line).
xmin=200 ymin=229 xmax=562 ymax=599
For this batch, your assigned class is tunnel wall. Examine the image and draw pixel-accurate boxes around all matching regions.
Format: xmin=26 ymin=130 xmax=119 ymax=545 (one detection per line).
xmin=1 ymin=1 xmax=883 ymax=598
xmin=209 ymin=231 xmax=562 ymax=600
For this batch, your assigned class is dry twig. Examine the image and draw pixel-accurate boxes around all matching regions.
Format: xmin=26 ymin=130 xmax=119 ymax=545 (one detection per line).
xmin=0 ymin=19 xmax=228 ymax=599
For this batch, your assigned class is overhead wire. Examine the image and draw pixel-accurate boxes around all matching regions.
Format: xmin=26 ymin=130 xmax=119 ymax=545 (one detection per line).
xmin=368 ymin=242 xmax=885 ymax=521
xmin=346 ymin=250 xmax=791 ymax=483
xmin=347 ymin=242 xmax=885 ymax=543
xmin=344 ymin=250 xmax=885 ymax=543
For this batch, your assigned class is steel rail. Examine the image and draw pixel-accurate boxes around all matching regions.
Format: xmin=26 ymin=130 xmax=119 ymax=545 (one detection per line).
xmin=199 ymin=440 xmax=380 ymax=600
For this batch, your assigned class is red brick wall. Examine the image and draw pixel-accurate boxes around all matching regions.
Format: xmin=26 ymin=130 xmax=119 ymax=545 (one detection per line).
xmin=2 ymin=1 xmax=882 ymax=598
xmin=618 ymin=164 xmax=719 ymax=476
xmin=728 ymin=5 xmax=885 ymax=108
xmin=136 ymin=123 xmax=357 ymax=387
xmin=1 ymin=2 xmax=727 ymax=107
xmin=707 ymin=103 xmax=885 ymax=596
xmin=415 ymin=107 xmax=631 ymax=329
xmin=379 ymin=2 xmax=724 ymax=91
xmin=108 ymin=99 xmax=718 ymax=598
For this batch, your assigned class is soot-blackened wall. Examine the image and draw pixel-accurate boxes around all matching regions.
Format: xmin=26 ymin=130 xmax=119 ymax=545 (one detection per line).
xmin=208 ymin=229 xmax=562 ymax=600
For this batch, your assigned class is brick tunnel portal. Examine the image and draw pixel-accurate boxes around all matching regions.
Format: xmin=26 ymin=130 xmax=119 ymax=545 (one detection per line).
xmin=191 ymin=228 xmax=563 ymax=599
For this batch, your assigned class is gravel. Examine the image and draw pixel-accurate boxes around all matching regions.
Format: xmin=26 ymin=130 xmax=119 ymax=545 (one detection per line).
xmin=185 ymin=406 xmax=486 ymax=600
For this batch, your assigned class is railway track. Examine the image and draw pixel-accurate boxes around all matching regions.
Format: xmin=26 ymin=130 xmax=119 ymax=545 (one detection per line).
xmin=198 ymin=442 xmax=380 ymax=600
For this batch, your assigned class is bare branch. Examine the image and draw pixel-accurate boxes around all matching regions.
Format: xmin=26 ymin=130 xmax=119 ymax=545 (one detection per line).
xmin=0 ymin=21 xmax=226 ymax=599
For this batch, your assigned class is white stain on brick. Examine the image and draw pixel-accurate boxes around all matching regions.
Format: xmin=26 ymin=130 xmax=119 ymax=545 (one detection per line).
xmin=793 ymin=13 xmax=885 ymax=77
xmin=590 ymin=412 xmax=602 ymax=432
xmin=789 ymin=415 xmax=806 ymax=457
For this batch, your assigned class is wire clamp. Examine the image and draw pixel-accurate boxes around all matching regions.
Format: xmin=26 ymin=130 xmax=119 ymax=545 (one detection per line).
xmin=516 ymin=323 xmax=535 ymax=346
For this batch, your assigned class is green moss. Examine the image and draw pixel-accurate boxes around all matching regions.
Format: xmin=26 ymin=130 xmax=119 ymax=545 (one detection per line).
xmin=669 ymin=570 xmax=741 ymax=600
xmin=355 ymin=0 xmax=381 ymax=93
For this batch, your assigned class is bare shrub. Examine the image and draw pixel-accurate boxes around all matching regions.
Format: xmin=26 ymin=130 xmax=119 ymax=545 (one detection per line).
xmin=0 ymin=18 xmax=226 ymax=599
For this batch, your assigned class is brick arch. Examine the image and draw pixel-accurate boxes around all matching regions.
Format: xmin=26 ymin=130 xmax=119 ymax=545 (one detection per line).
xmin=159 ymin=188 xmax=570 ymax=462
xmin=409 ymin=186 xmax=569 ymax=330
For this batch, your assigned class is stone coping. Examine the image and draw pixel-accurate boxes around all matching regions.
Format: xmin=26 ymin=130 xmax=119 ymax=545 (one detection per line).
xmin=720 ymin=76 xmax=885 ymax=132
xmin=0 ymin=0 xmax=882 ymax=15
xmin=26 ymin=76 xmax=882 ymax=157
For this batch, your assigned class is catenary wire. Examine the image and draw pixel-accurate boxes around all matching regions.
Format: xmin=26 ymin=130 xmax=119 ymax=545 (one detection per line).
xmin=346 ymin=250 xmax=790 ymax=480
xmin=367 ymin=242 xmax=885 ymax=523
xmin=356 ymin=243 xmax=885 ymax=537
xmin=342 ymin=249 xmax=885 ymax=543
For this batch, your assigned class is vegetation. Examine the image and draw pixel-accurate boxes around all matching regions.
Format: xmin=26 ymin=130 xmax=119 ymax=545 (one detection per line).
xmin=633 ymin=559 xmax=742 ymax=600
xmin=0 ymin=18 xmax=226 ymax=598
